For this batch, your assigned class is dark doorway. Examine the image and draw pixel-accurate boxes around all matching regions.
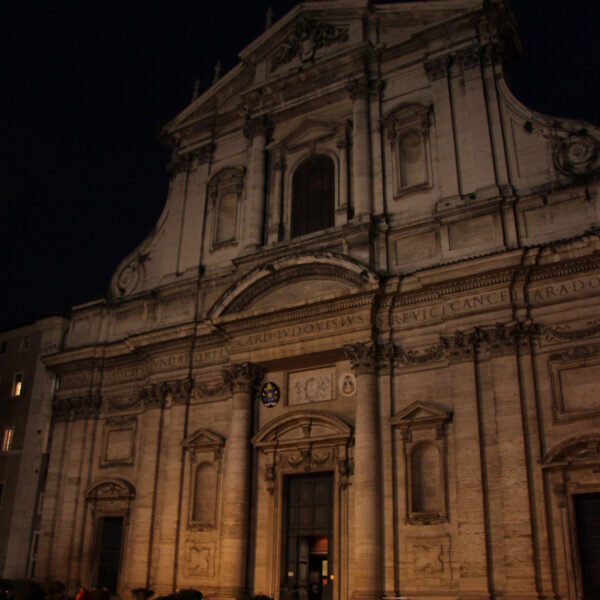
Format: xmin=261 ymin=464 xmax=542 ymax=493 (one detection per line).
xmin=96 ymin=516 xmax=124 ymax=593
xmin=283 ymin=473 xmax=333 ymax=600
xmin=574 ymin=493 xmax=600 ymax=599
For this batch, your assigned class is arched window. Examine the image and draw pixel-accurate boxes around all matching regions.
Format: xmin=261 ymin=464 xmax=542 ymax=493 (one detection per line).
xmin=291 ymin=155 xmax=335 ymax=238
xmin=192 ymin=462 xmax=218 ymax=526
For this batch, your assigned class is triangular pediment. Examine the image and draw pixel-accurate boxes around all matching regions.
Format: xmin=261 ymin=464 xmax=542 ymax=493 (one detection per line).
xmin=270 ymin=118 xmax=346 ymax=151
xmin=182 ymin=428 xmax=224 ymax=449
xmin=391 ymin=401 xmax=451 ymax=427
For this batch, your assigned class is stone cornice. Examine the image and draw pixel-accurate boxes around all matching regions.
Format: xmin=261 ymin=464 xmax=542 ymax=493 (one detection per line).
xmin=219 ymin=291 xmax=377 ymax=336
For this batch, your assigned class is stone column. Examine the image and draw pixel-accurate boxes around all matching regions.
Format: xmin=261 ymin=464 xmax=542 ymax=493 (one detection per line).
xmin=267 ymin=158 xmax=284 ymax=245
xmin=335 ymin=138 xmax=349 ymax=226
xmin=218 ymin=362 xmax=263 ymax=599
xmin=244 ymin=116 xmax=271 ymax=250
xmin=344 ymin=342 xmax=382 ymax=600
xmin=347 ymin=78 xmax=372 ymax=219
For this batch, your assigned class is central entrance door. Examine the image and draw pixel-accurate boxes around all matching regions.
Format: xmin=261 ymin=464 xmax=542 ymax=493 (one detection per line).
xmin=283 ymin=473 xmax=333 ymax=600
xmin=575 ymin=493 xmax=600 ymax=599
xmin=96 ymin=516 xmax=124 ymax=593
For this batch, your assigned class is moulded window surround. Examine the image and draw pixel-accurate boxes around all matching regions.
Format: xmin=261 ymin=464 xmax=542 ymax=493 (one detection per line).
xmin=12 ymin=372 xmax=23 ymax=397
xmin=208 ymin=167 xmax=245 ymax=250
xmin=383 ymin=103 xmax=433 ymax=198
xmin=285 ymin=152 xmax=343 ymax=240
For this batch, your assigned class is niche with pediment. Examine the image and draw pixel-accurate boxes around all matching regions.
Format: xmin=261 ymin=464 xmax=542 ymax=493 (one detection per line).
xmin=182 ymin=429 xmax=224 ymax=529
xmin=383 ymin=103 xmax=433 ymax=198
xmin=252 ymin=410 xmax=354 ymax=492
xmin=208 ymin=167 xmax=245 ymax=249
xmin=391 ymin=401 xmax=451 ymax=524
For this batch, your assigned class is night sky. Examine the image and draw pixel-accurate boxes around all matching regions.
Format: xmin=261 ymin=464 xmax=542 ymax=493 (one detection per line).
xmin=1 ymin=1 xmax=598 ymax=331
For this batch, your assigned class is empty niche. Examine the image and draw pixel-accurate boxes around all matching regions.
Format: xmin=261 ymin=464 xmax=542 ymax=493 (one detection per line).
xmin=383 ymin=102 xmax=432 ymax=197
xmin=410 ymin=442 xmax=441 ymax=513
xmin=192 ymin=462 xmax=218 ymax=525
xmin=208 ymin=167 xmax=245 ymax=248
xmin=182 ymin=428 xmax=224 ymax=529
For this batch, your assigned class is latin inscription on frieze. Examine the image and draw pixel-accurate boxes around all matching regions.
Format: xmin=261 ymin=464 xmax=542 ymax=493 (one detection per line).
xmin=234 ymin=312 xmax=366 ymax=349
xmin=193 ymin=347 xmax=229 ymax=366
xmin=152 ymin=353 xmax=188 ymax=372
xmin=60 ymin=372 xmax=91 ymax=390
xmin=391 ymin=289 xmax=510 ymax=328
xmin=103 ymin=365 xmax=146 ymax=385
xmin=529 ymin=275 xmax=600 ymax=303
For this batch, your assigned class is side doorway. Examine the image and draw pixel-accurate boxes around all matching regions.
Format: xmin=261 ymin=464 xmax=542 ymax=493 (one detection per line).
xmin=574 ymin=493 xmax=600 ymax=599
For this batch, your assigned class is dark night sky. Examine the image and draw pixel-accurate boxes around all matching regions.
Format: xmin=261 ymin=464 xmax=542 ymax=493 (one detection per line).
xmin=1 ymin=1 xmax=598 ymax=331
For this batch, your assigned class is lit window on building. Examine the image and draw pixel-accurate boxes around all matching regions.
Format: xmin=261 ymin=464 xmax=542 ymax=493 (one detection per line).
xmin=2 ymin=428 xmax=14 ymax=452
xmin=13 ymin=372 xmax=23 ymax=396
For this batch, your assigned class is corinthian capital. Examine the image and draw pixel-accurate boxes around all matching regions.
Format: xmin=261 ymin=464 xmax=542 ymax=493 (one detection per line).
xmin=243 ymin=115 xmax=273 ymax=140
xmin=344 ymin=342 xmax=378 ymax=375
xmin=346 ymin=77 xmax=369 ymax=101
xmin=222 ymin=362 xmax=264 ymax=394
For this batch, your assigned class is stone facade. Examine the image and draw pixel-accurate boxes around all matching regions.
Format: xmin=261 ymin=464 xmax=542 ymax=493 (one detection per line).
xmin=35 ymin=1 xmax=600 ymax=600
xmin=0 ymin=316 xmax=68 ymax=579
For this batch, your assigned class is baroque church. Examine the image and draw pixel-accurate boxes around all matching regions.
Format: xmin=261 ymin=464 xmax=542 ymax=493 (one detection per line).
xmin=37 ymin=1 xmax=600 ymax=599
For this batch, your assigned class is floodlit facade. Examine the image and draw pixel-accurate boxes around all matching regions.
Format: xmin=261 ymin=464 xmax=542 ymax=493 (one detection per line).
xmin=36 ymin=1 xmax=600 ymax=599
xmin=0 ymin=316 xmax=68 ymax=579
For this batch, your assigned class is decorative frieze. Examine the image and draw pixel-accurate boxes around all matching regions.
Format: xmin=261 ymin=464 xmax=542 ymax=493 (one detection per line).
xmin=543 ymin=319 xmax=600 ymax=342
xmin=53 ymin=393 xmax=103 ymax=422
xmin=138 ymin=376 xmax=194 ymax=409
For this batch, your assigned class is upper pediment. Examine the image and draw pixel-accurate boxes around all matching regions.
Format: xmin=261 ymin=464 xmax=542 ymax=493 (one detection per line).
xmin=391 ymin=401 xmax=452 ymax=428
xmin=271 ymin=118 xmax=347 ymax=151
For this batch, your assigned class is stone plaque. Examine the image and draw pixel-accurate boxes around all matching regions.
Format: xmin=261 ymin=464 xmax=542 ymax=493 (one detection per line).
xmin=288 ymin=367 xmax=334 ymax=405
xmin=448 ymin=214 xmax=495 ymax=250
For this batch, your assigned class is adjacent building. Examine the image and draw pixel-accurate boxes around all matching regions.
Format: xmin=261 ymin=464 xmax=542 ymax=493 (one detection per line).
xmin=34 ymin=1 xmax=600 ymax=599
xmin=0 ymin=316 xmax=68 ymax=579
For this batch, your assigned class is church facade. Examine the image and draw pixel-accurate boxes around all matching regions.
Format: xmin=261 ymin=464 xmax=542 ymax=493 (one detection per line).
xmin=36 ymin=1 xmax=600 ymax=600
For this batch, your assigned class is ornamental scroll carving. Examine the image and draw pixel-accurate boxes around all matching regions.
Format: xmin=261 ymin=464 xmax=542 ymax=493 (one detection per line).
xmin=544 ymin=319 xmax=600 ymax=342
xmin=270 ymin=19 xmax=349 ymax=72
xmin=396 ymin=322 xmax=539 ymax=366
xmin=344 ymin=342 xmax=378 ymax=375
xmin=53 ymin=393 xmax=102 ymax=422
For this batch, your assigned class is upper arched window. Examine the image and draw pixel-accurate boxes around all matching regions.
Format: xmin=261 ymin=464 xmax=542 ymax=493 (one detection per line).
xmin=291 ymin=155 xmax=335 ymax=238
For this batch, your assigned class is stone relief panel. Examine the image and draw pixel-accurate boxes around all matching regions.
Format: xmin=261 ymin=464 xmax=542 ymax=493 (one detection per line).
xmin=549 ymin=344 xmax=600 ymax=422
xmin=100 ymin=416 xmax=136 ymax=468
xmin=185 ymin=541 xmax=216 ymax=577
xmin=394 ymin=230 xmax=438 ymax=266
xmin=288 ymin=367 xmax=335 ymax=405
xmin=406 ymin=534 xmax=452 ymax=581
xmin=448 ymin=214 xmax=496 ymax=251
